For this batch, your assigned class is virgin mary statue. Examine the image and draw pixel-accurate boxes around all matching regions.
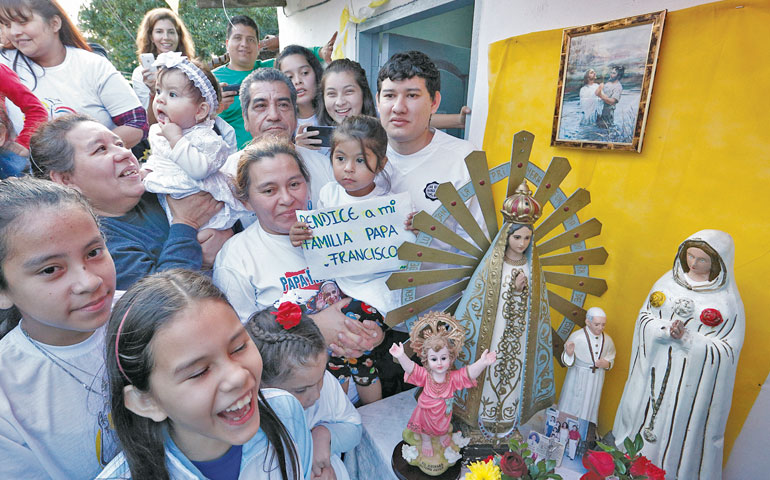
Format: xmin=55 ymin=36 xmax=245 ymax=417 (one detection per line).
xmin=453 ymin=181 xmax=555 ymax=437
xmin=612 ymin=230 xmax=744 ymax=480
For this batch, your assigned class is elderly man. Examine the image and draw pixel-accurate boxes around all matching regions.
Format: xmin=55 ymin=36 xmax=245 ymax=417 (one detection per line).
xmin=222 ymin=68 xmax=333 ymax=215
xmin=558 ymin=307 xmax=616 ymax=424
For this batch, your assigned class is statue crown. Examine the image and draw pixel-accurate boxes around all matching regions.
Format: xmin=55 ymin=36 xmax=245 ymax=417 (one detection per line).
xmin=501 ymin=181 xmax=542 ymax=224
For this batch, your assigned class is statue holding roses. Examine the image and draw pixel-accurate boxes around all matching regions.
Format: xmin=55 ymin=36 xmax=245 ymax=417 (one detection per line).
xmin=612 ymin=230 xmax=744 ymax=480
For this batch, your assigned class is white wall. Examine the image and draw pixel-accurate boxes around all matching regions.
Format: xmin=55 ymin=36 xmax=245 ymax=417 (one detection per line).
xmin=278 ymin=0 xmax=719 ymax=147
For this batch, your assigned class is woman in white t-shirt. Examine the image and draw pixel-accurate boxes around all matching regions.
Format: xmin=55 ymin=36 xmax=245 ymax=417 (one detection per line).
xmin=213 ymin=137 xmax=383 ymax=359
xmin=0 ymin=0 xmax=146 ymax=147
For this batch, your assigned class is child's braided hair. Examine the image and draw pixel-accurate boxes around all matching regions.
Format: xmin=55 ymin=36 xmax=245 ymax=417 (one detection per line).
xmin=246 ymin=305 xmax=327 ymax=385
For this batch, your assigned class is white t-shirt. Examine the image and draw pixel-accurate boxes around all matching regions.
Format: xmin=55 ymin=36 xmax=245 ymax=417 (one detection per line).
xmin=317 ymin=182 xmax=404 ymax=314
xmin=1 ymin=47 xmax=141 ymax=133
xmin=385 ymin=129 xmax=477 ymax=220
xmin=305 ymin=371 xmax=362 ymax=480
xmin=213 ymin=222 xmax=329 ymax=322
xmin=0 ymin=324 xmax=117 ymax=480
xmin=130 ymin=64 xmax=151 ymax=110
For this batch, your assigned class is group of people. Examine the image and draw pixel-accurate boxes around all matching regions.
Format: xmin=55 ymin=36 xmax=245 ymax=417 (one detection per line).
xmin=0 ymin=1 xmax=481 ymax=478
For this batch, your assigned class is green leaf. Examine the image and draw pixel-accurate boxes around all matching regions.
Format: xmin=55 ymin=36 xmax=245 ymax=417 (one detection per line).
xmin=530 ymin=462 xmax=540 ymax=476
xmin=596 ymin=441 xmax=614 ymax=452
xmin=634 ymin=434 xmax=644 ymax=452
xmin=545 ymin=459 xmax=556 ymax=471
xmin=624 ymin=437 xmax=634 ymax=454
xmin=613 ymin=457 xmax=627 ymax=474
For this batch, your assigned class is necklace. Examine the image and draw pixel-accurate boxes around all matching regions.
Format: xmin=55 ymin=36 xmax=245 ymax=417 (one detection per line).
xmin=643 ymin=350 xmax=672 ymax=443
xmin=503 ymin=254 xmax=527 ymax=266
xmin=21 ymin=326 xmax=106 ymax=399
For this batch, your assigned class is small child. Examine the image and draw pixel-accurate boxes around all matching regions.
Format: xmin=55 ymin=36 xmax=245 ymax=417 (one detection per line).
xmin=0 ymin=177 xmax=119 ymax=478
xmin=390 ymin=312 xmax=497 ymax=458
xmin=247 ymin=303 xmax=362 ymax=480
xmin=0 ymin=63 xmax=47 ymax=178
xmin=98 ymin=269 xmax=311 ymax=479
xmin=289 ymin=115 xmax=412 ymax=404
xmin=143 ymin=52 xmax=250 ymax=230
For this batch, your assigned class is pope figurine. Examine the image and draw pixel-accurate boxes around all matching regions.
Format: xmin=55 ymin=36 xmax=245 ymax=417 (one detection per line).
xmin=557 ymin=307 xmax=616 ymax=424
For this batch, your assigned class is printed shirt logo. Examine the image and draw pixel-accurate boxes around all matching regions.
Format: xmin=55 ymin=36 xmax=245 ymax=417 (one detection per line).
xmin=423 ymin=181 xmax=440 ymax=201
xmin=280 ymin=267 xmax=322 ymax=293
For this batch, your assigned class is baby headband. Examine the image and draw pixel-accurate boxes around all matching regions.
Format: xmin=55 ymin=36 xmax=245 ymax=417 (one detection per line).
xmin=154 ymin=51 xmax=219 ymax=114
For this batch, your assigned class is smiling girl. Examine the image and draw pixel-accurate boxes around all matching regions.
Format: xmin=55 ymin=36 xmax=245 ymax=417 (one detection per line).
xmin=276 ymin=45 xmax=324 ymax=150
xmin=0 ymin=177 xmax=118 ymax=479
xmin=98 ymin=269 xmax=311 ymax=479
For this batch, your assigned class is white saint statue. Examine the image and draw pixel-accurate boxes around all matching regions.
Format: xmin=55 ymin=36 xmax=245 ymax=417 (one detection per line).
xmin=557 ymin=306 xmax=616 ymax=424
xmin=612 ymin=230 xmax=744 ymax=480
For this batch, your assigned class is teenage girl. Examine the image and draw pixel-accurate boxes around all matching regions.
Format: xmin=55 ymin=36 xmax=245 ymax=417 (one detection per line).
xmin=143 ymin=52 xmax=249 ymax=230
xmin=97 ymin=269 xmax=312 ymax=479
xmin=317 ymin=59 xmax=470 ymax=130
xmin=247 ymin=305 xmax=362 ymax=480
xmin=0 ymin=177 xmax=118 ymax=479
xmin=276 ymin=45 xmax=325 ymax=150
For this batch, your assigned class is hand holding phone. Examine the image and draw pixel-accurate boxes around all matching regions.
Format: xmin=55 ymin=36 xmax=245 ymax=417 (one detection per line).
xmin=140 ymin=53 xmax=156 ymax=72
xmin=222 ymin=83 xmax=241 ymax=93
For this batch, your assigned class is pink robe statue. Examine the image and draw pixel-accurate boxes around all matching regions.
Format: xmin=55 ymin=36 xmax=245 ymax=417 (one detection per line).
xmin=405 ymin=366 xmax=476 ymax=436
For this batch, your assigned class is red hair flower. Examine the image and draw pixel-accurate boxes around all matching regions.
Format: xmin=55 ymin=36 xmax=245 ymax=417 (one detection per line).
xmin=272 ymin=302 xmax=302 ymax=329
xmin=581 ymin=451 xmax=615 ymax=480
xmin=700 ymin=308 xmax=723 ymax=327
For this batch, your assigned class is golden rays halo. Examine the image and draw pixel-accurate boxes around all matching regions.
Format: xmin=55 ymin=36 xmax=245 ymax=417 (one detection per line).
xmin=385 ymin=131 xmax=608 ymax=352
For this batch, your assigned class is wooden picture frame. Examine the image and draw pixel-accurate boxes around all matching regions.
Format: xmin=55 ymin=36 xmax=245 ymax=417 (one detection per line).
xmin=551 ymin=11 xmax=666 ymax=152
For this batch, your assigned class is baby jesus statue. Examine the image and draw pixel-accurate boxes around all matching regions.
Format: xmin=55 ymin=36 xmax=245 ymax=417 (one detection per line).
xmin=390 ymin=312 xmax=497 ymax=476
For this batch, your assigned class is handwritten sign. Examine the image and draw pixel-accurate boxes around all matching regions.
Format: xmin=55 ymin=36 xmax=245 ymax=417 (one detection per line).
xmin=296 ymin=193 xmax=412 ymax=278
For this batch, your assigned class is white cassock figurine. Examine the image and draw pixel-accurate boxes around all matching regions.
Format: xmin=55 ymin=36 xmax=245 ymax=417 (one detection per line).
xmin=612 ymin=230 xmax=744 ymax=480
xmin=557 ymin=307 xmax=615 ymax=424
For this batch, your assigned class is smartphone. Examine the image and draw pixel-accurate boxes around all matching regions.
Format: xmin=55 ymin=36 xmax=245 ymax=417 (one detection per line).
xmin=222 ymin=83 xmax=241 ymax=93
xmin=139 ymin=53 xmax=156 ymax=72
xmin=308 ymin=125 xmax=336 ymax=148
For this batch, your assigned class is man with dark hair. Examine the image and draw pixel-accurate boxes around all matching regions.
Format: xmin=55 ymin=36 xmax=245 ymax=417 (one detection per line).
xmin=596 ymin=65 xmax=624 ymax=128
xmin=376 ymin=50 xmax=480 ymax=225
xmin=214 ymin=16 xmax=273 ymax=149
xmin=221 ymin=68 xmax=333 ymax=214
xmin=214 ymin=17 xmax=333 ymax=149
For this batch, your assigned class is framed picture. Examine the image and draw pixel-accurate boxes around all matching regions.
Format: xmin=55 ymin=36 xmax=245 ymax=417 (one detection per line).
xmin=551 ymin=10 xmax=666 ymax=152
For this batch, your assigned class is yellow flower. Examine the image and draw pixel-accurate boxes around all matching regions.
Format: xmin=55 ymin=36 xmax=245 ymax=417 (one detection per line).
xmin=650 ymin=291 xmax=666 ymax=308
xmin=465 ymin=460 xmax=501 ymax=480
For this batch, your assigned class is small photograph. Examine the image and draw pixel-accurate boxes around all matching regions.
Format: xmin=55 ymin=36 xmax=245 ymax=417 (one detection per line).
xmin=566 ymin=418 xmax=582 ymax=461
xmin=304 ymin=280 xmax=342 ymax=314
xmin=545 ymin=407 xmax=560 ymax=437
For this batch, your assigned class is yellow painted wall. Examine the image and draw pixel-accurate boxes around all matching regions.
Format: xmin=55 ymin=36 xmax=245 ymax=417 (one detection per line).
xmin=482 ymin=0 xmax=769 ymax=457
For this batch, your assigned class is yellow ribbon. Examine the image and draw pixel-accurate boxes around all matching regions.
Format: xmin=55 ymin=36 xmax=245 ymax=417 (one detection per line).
xmin=333 ymin=0 xmax=391 ymax=60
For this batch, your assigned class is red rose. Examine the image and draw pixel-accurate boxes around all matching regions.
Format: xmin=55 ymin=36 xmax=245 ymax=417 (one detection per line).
xmin=629 ymin=456 xmax=652 ymax=476
xmin=500 ymin=451 xmax=527 ymax=477
xmin=272 ymin=302 xmax=302 ymax=329
xmin=645 ymin=462 xmax=666 ymax=480
xmin=700 ymin=308 xmax=723 ymax=327
xmin=582 ymin=450 xmax=615 ymax=477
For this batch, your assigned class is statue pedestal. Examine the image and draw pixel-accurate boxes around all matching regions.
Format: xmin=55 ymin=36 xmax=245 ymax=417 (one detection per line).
xmin=391 ymin=441 xmax=461 ymax=480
